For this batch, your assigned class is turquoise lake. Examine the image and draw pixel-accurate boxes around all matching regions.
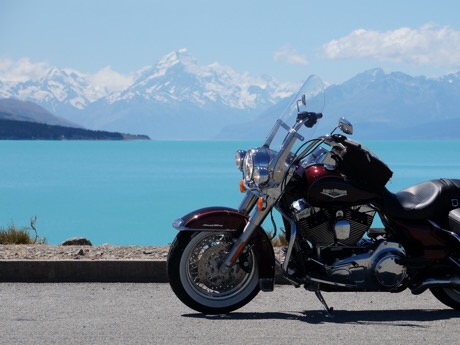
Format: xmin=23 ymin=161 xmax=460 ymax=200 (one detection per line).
xmin=1 ymin=140 xmax=460 ymax=245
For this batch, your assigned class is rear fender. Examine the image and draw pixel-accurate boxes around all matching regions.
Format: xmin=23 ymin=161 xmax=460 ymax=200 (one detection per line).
xmin=172 ymin=206 xmax=275 ymax=291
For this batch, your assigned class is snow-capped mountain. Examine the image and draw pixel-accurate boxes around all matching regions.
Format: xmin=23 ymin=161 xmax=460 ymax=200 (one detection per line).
xmin=217 ymin=67 xmax=460 ymax=140
xmin=0 ymin=67 xmax=103 ymax=113
xmin=0 ymin=49 xmax=297 ymax=139
xmin=2 ymin=49 xmax=460 ymax=139
xmin=80 ymin=49 xmax=298 ymax=139
xmin=108 ymin=48 xmax=294 ymax=109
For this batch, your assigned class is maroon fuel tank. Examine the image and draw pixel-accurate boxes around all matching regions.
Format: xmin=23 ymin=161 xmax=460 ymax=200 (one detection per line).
xmin=303 ymin=165 xmax=381 ymax=207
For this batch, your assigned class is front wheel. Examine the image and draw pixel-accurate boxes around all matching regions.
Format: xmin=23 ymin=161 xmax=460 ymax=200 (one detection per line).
xmin=430 ymin=287 xmax=460 ymax=310
xmin=167 ymin=231 xmax=260 ymax=314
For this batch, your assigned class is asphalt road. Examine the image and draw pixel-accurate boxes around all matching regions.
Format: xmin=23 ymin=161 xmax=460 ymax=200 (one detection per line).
xmin=0 ymin=283 xmax=458 ymax=345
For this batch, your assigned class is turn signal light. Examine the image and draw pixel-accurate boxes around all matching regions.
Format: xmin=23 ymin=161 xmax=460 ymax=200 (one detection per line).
xmin=239 ymin=180 xmax=246 ymax=193
xmin=258 ymin=197 xmax=267 ymax=210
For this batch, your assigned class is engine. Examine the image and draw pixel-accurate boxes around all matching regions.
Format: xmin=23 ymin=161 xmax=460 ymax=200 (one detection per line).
xmin=291 ymin=199 xmax=375 ymax=247
xmin=326 ymin=241 xmax=407 ymax=290
xmin=290 ymin=199 xmax=407 ymax=290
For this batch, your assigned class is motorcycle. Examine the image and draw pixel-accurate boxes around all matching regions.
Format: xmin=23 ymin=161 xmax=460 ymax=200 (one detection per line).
xmin=167 ymin=75 xmax=460 ymax=316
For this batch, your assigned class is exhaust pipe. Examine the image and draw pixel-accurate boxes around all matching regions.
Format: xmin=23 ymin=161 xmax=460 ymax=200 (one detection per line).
xmin=411 ymin=276 xmax=460 ymax=295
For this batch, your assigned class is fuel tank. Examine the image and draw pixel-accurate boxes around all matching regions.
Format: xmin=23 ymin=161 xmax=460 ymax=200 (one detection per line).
xmin=303 ymin=165 xmax=381 ymax=207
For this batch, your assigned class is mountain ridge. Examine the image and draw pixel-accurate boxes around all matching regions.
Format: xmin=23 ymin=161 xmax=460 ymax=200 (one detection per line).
xmin=0 ymin=98 xmax=80 ymax=127
xmin=1 ymin=50 xmax=460 ymax=140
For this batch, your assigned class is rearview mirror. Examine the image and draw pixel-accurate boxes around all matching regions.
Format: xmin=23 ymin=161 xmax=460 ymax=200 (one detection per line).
xmin=296 ymin=94 xmax=307 ymax=113
xmin=301 ymin=94 xmax=307 ymax=106
xmin=338 ymin=117 xmax=353 ymax=135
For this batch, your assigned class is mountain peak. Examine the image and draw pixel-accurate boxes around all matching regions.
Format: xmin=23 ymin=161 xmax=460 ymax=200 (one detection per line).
xmin=356 ymin=68 xmax=386 ymax=81
xmin=118 ymin=49 xmax=295 ymax=110
xmin=43 ymin=67 xmax=63 ymax=79
xmin=156 ymin=48 xmax=197 ymax=71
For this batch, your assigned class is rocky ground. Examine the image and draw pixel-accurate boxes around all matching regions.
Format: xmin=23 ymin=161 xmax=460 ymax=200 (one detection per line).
xmin=0 ymin=244 xmax=170 ymax=261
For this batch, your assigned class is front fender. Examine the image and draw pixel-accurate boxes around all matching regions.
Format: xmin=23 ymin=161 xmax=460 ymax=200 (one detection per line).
xmin=173 ymin=206 xmax=248 ymax=232
xmin=172 ymin=206 xmax=275 ymax=291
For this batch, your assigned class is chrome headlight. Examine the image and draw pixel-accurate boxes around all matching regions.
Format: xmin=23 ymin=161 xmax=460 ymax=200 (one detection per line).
xmin=253 ymin=166 xmax=269 ymax=186
xmin=235 ymin=150 xmax=247 ymax=171
xmin=242 ymin=147 xmax=276 ymax=187
xmin=243 ymin=149 xmax=254 ymax=181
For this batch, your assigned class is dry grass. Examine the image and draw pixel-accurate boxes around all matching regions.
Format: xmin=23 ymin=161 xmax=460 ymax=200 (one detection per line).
xmin=0 ymin=217 xmax=46 ymax=244
xmin=268 ymin=231 xmax=288 ymax=247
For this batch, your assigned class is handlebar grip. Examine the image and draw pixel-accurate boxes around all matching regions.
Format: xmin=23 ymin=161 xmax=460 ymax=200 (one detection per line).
xmin=300 ymin=112 xmax=322 ymax=128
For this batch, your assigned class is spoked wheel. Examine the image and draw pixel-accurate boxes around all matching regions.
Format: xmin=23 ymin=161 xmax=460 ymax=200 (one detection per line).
xmin=430 ymin=287 xmax=460 ymax=310
xmin=167 ymin=231 xmax=260 ymax=314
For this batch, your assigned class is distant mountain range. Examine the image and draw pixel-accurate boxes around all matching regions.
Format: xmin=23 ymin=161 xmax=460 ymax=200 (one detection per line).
xmin=0 ymin=98 xmax=79 ymax=127
xmin=0 ymin=99 xmax=149 ymax=140
xmin=1 ymin=49 xmax=460 ymax=140
xmin=320 ymin=68 xmax=460 ymax=140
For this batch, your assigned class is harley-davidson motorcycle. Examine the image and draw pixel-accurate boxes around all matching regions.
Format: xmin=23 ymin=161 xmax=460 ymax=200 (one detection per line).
xmin=167 ymin=75 xmax=460 ymax=316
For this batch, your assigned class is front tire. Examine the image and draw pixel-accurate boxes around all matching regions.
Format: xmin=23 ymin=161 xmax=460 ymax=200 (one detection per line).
xmin=430 ymin=287 xmax=460 ymax=310
xmin=167 ymin=231 xmax=260 ymax=314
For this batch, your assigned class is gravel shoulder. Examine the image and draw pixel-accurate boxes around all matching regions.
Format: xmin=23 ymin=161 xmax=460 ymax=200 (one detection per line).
xmin=0 ymin=244 xmax=169 ymax=261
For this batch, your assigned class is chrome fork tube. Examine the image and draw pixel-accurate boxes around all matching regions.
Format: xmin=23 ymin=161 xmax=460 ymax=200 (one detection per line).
xmin=238 ymin=192 xmax=258 ymax=215
xmin=220 ymin=205 xmax=269 ymax=272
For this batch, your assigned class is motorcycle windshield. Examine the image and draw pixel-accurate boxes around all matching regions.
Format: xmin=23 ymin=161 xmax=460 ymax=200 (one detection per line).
xmin=266 ymin=75 xmax=326 ymax=150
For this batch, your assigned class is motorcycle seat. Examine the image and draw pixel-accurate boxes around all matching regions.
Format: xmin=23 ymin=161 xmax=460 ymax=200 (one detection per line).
xmin=383 ymin=179 xmax=460 ymax=222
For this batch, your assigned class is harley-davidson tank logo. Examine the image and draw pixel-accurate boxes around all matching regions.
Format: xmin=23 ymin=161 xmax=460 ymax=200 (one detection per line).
xmin=203 ymin=224 xmax=224 ymax=227
xmin=320 ymin=188 xmax=348 ymax=199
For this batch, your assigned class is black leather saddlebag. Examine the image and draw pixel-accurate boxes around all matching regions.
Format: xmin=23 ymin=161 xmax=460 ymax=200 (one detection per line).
xmin=339 ymin=139 xmax=393 ymax=191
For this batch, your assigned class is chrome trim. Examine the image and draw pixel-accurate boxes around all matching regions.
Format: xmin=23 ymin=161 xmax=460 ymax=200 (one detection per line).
xmin=237 ymin=192 xmax=258 ymax=215
xmin=338 ymin=117 xmax=353 ymax=135
xmin=253 ymin=167 xmax=270 ymax=186
xmin=274 ymin=205 xmax=297 ymax=273
xmin=309 ymin=276 xmax=356 ymax=288
xmin=283 ymin=222 xmax=297 ymax=273
xmin=220 ymin=207 xmax=269 ymax=271
xmin=411 ymin=276 xmax=460 ymax=295
xmin=235 ymin=150 xmax=247 ymax=171
xmin=172 ymin=218 xmax=185 ymax=230
xmin=327 ymin=241 xmax=406 ymax=289
xmin=334 ymin=219 xmax=351 ymax=240
xmin=242 ymin=147 xmax=277 ymax=187
xmin=174 ymin=226 xmax=240 ymax=232
xmin=449 ymin=256 xmax=460 ymax=269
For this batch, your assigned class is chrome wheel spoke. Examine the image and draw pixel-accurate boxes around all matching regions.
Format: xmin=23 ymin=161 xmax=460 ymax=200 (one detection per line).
xmin=185 ymin=233 xmax=254 ymax=298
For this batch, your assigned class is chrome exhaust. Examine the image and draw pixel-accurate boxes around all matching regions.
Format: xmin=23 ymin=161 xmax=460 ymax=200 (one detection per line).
xmin=411 ymin=276 xmax=460 ymax=295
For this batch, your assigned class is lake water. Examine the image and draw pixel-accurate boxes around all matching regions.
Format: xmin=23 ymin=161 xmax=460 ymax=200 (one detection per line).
xmin=1 ymin=140 xmax=460 ymax=245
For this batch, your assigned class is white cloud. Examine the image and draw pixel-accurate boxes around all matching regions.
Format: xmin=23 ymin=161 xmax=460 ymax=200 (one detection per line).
xmin=86 ymin=66 xmax=134 ymax=93
xmin=0 ymin=57 xmax=51 ymax=82
xmin=0 ymin=57 xmax=134 ymax=94
xmin=321 ymin=24 xmax=460 ymax=67
xmin=273 ymin=45 xmax=308 ymax=65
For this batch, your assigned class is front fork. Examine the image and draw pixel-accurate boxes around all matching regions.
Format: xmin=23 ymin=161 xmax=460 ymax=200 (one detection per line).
xmin=220 ymin=192 xmax=274 ymax=272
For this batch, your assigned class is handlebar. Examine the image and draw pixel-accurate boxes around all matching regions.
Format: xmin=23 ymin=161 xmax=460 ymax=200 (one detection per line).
xmin=297 ymin=111 xmax=323 ymax=128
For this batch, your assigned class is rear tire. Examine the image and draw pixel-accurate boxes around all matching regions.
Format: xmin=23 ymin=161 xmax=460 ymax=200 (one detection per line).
xmin=430 ymin=287 xmax=460 ymax=310
xmin=167 ymin=231 xmax=260 ymax=314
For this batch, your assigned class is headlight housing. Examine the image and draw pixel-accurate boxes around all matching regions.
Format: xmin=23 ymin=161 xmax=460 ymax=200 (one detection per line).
xmin=238 ymin=147 xmax=277 ymax=187
xmin=235 ymin=150 xmax=247 ymax=171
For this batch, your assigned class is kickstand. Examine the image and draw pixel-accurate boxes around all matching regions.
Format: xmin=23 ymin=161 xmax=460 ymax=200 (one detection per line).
xmin=314 ymin=290 xmax=334 ymax=318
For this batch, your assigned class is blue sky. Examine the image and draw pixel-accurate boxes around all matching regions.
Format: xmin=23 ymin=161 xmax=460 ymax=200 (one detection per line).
xmin=1 ymin=0 xmax=460 ymax=87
